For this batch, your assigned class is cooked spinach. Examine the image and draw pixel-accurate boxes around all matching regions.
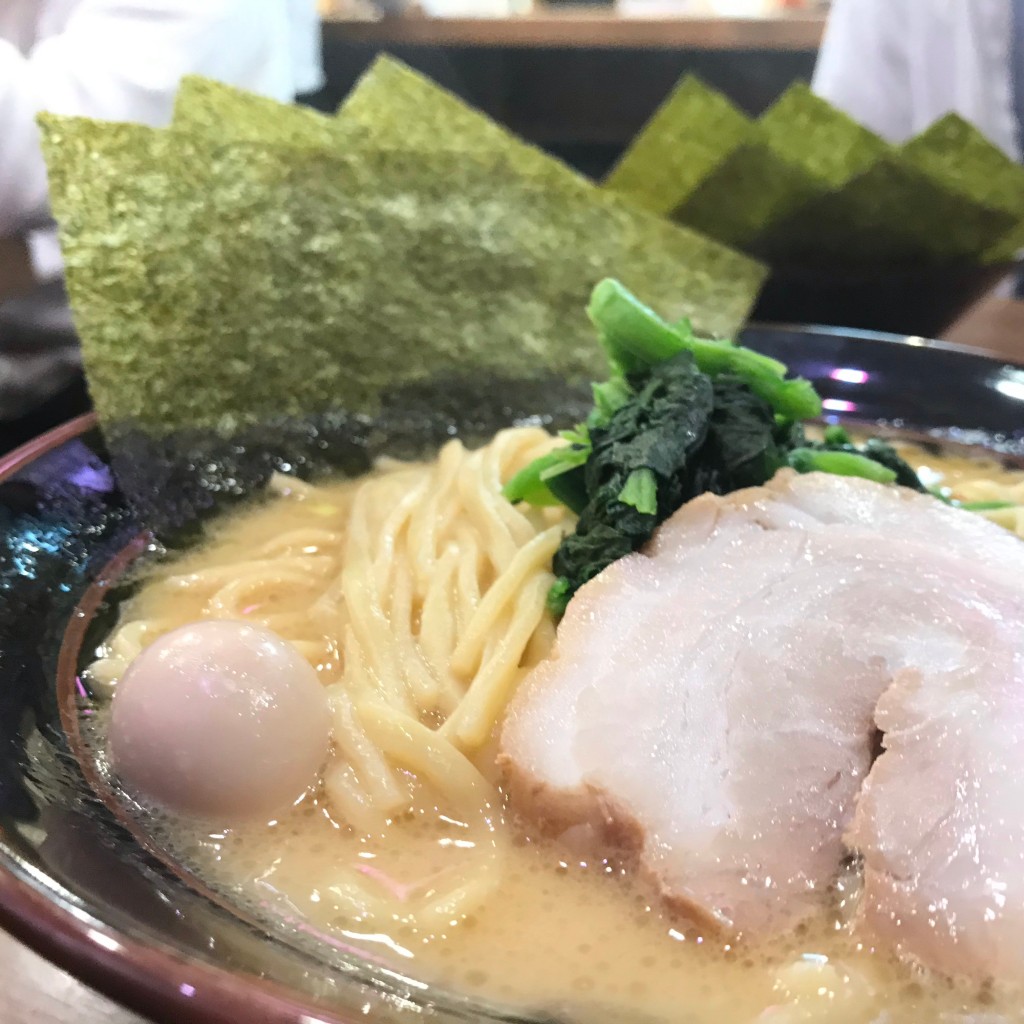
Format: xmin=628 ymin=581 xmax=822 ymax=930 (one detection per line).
xmin=507 ymin=279 xmax=927 ymax=616
xmin=798 ymin=428 xmax=925 ymax=491
xmin=548 ymin=360 xmax=789 ymax=616
xmin=787 ymin=447 xmax=898 ymax=484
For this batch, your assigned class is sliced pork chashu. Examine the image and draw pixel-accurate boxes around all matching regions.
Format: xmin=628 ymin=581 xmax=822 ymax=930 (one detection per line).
xmin=500 ymin=470 xmax=1024 ymax=976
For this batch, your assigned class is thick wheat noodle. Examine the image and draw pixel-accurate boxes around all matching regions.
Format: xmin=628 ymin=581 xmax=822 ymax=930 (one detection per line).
xmin=358 ymin=703 xmax=494 ymax=810
xmin=92 ymin=428 xmax=566 ymax=929
xmin=450 ymin=527 xmax=564 ymax=677
xmin=322 ymin=759 xmax=392 ymax=837
xmin=89 ymin=619 xmax=169 ymax=689
xmin=480 ymin=432 xmax=544 ymax=549
xmin=325 ymin=688 xmax=409 ymax=829
xmin=162 ymin=556 xmax=334 ymax=593
xmin=417 ymin=545 xmax=462 ymax=705
xmin=340 ymin=494 xmax=408 ymax=709
xmin=456 ymin=453 xmax=521 ymax=572
xmin=407 ymin=439 xmax=465 ymax=588
xmin=341 ymin=570 xmax=411 ymax=713
xmin=257 ymin=607 xmax=328 ymax=636
xmin=454 ymin=525 xmax=483 ymax=632
xmin=390 ymin=559 xmax=443 ymax=709
xmin=284 ymin=638 xmax=333 ymax=668
xmin=322 ymin=872 xmax=393 ymax=924
xmin=371 ymin=476 xmax=430 ymax=598
xmin=338 ymin=623 xmax=375 ymax=703
xmin=443 ymin=573 xmax=555 ymax=751
xmin=355 ymin=702 xmax=504 ymax=926
xmin=266 ymin=472 xmax=317 ymax=499
xmin=523 ymin=613 xmax=558 ymax=669
xmin=109 ymin=619 xmax=153 ymax=660
xmin=203 ymin=567 xmax=326 ymax=618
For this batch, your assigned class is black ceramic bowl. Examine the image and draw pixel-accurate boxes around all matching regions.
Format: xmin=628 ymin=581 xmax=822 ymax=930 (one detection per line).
xmin=753 ymin=260 xmax=1019 ymax=338
xmin=0 ymin=325 xmax=1023 ymax=1024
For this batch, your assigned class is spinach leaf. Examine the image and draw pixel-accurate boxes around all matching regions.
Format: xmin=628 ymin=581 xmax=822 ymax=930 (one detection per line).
xmin=801 ymin=434 xmax=926 ymax=491
xmin=687 ymin=375 xmax=789 ymax=496
xmin=788 ymin=447 xmax=898 ymax=483
xmin=506 ymin=279 xmax=929 ymax=617
xmin=549 ymin=352 xmax=714 ymax=614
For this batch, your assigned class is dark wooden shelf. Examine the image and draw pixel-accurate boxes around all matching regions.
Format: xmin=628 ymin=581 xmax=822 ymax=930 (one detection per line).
xmin=320 ymin=8 xmax=826 ymax=50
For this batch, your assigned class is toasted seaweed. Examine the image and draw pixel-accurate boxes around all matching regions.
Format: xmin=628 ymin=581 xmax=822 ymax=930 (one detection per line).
xmin=611 ymin=74 xmax=1019 ymax=271
xmin=672 ymin=138 xmax=824 ymax=249
xmin=40 ymin=106 xmax=764 ymax=436
xmin=750 ymin=153 xmax=1018 ymax=268
xmin=758 ymin=82 xmax=891 ymax=188
xmin=171 ymin=75 xmax=345 ymax=147
xmin=38 ymin=118 xmax=203 ymax=429
xmin=339 ymin=54 xmax=587 ymax=188
xmin=609 ymin=80 xmax=888 ymax=250
xmin=337 ymin=57 xmax=764 ymax=318
xmin=903 ymin=113 xmax=1024 ymax=260
xmin=602 ymin=76 xmax=754 ymax=216
xmin=336 ymin=57 xmax=769 ymax=306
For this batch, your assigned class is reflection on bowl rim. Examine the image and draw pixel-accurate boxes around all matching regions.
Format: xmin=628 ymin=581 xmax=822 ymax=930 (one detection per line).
xmin=0 ymin=412 xmax=364 ymax=1024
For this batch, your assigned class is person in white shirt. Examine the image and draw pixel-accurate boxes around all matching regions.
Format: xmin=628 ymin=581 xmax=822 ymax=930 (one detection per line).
xmin=813 ymin=0 xmax=1024 ymax=301
xmin=813 ymin=0 xmax=1021 ymax=160
xmin=0 ymin=0 xmax=323 ymax=434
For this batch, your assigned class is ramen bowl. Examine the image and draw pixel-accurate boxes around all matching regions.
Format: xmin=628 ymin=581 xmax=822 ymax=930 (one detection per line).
xmin=1 ymin=325 xmax=1023 ymax=1024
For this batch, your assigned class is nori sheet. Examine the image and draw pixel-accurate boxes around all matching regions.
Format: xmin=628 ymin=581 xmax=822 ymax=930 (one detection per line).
xmin=172 ymin=75 xmax=345 ymax=148
xmin=759 ymin=82 xmax=891 ymax=188
xmin=749 ymin=153 xmax=1018 ymax=268
xmin=612 ymin=75 xmax=1020 ymax=271
xmin=601 ymin=75 xmax=753 ymax=216
xmin=672 ymin=137 xmax=825 ymax=249
xmin=902 ymin=113 xmax=1024 ymax=261
xmin=40 ymin=106 xmax=765 ymax=437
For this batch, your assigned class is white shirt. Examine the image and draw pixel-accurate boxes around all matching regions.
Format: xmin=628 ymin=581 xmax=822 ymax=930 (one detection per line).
xmin=813 ymin=0 xmax=1021 ymax=161
xmin=0 ymin=0 xmax=323 ymax=417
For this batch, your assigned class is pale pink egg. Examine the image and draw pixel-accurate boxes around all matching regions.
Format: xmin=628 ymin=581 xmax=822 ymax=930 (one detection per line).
xmin=108 ymin=620 xmax=331 ymax=821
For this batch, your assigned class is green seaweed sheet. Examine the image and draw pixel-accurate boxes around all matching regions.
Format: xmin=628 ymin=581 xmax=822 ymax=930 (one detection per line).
xmin=758 ymin=82 xmax=891 ymax=189
xmin=750 ymin=153 xmax=1018 ymax=267
xmin=607 ymin=79 xmax=894 ymax=251
xmin=178 ymin=56 xmax=771 ymax=301
xmin=672 ymin=82 xmax=894 ymax=250
xmin=602 ymin=76 xmax=754 ymax=216
xmin=40 ymin=68 xmax=765 ymax=435
xmin=172 ymin=75 xmax=344 ymax=147
xmin=607 ymin=73 xmax=1022 ymax=269
xmin=672 ymin=137 xmax=825 ymax=249
xmin=902 ymin=113 xmax=1024 ymax=260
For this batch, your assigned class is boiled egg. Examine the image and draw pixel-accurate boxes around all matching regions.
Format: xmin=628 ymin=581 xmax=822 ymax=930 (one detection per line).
xmin=108 ymin=620 xmax=331 ymax=821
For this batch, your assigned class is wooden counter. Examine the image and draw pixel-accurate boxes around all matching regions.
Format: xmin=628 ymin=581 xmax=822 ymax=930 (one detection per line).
xmin=318 ymin=7 xmax=826 ymax=51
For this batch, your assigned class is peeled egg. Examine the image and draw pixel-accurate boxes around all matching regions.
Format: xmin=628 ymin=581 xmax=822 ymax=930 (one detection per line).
xmin=108 ymin=620 xmax=331 ymax=821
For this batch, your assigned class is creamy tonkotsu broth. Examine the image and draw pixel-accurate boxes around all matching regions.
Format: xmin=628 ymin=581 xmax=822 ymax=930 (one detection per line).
xmin=87 ymin=430 xmax=1024 ymax=1024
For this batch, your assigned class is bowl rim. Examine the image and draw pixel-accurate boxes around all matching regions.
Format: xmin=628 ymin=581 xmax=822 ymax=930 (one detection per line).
xmin=0 ymin=411 xmax=359 ymax=1024
xmin=0 ymin=323 xmax=1018 ymax=1024
xmin=743 ymin=320 xmax=1014 ymax=364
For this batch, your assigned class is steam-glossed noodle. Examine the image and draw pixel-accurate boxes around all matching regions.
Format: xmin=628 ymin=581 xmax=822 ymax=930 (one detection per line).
xmin=109 ymin=620 xmax=331 ymax=821
xmin=501 ymin=470 xmax=1024 ymax=979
